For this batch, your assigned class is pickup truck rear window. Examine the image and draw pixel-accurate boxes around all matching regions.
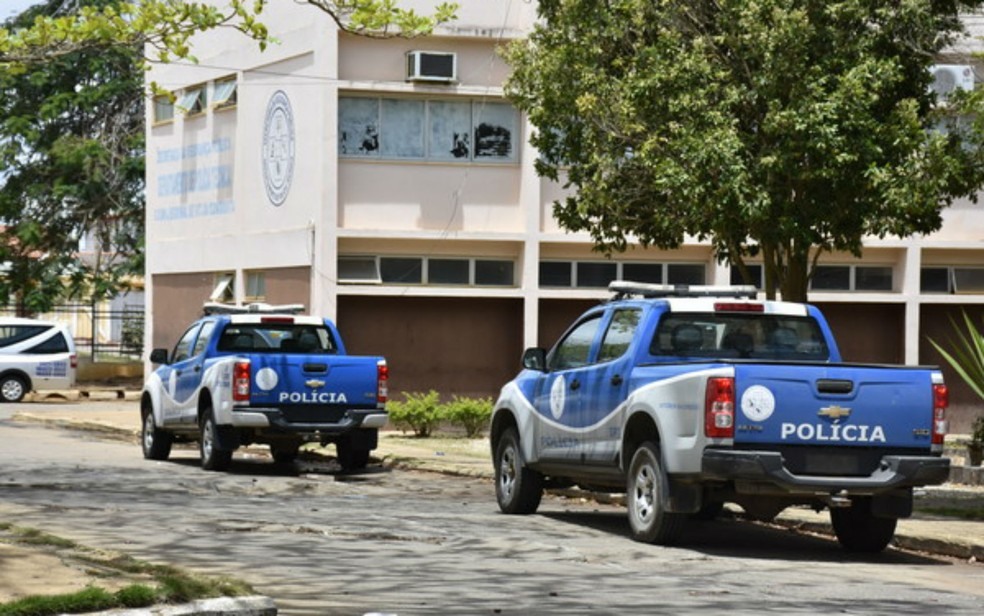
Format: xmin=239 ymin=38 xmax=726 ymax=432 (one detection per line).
xmin=650 ymin=313 xmax=829 ymax=361
xmin=217 ymin=324 xmax=337 ymax=354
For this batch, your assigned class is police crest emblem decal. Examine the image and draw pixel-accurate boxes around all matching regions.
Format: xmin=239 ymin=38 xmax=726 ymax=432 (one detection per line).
xmin=262 ymin=91 xmax=295 ymax=206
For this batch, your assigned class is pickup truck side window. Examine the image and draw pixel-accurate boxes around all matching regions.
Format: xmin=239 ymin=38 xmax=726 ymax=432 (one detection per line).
xmin=171 ymin=324 xmax=202 ymax=364
xmin=598 ymin=308 xmax=642 ymax=363
xmin=548 ymin=314 xmax=604 ymax=370
xmin=191 ymin=322 xmax=216 ymax=357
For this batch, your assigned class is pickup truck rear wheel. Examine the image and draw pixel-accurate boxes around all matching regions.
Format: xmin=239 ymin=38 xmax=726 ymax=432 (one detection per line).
xmin=494 ymin=427 xmax=543 ymax=514
xmin=627 ymin=441 xmax=686 ymax=544
xmin=830 ymin=497 xmax=897 ymax=553
xmin=270 ymin=443 xmax=300 ymax=465
xmin=141 ymin=406 xmax=172 ymax=461
xmin=200 ymin=408 xmax=233 ymax=471
xmin=336 ymin=439 xmax=370 ymax=471
xmin=0 ymin=375 xmax=27 ymax=403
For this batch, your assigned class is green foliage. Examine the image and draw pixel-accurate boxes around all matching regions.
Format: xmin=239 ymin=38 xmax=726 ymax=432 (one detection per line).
xmin=506 ymin=0 xmax=984 ymax=301
xmin=930 ymin=311 xmax=984 ymax=404
xmin=0 ymin=0 xmax=145 ymax=315
xmin=971 ymin=415 xmax=984 ymax=446
xmin=445 ymin=395 xmax=492 ymax=437
xmin=113 ymin=585 xmax=157 ymax=608
xmin=387 ymin=390 xmax=444 ymax=437
xmin=0 ymin=1 xmax=458 ymax=69
xmin=0 ymin=586 xmax=116 ymax=616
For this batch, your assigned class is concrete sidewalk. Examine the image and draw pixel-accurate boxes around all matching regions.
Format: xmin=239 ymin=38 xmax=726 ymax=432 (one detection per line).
xmin=10 ymin=400 xmax=984 ymax=564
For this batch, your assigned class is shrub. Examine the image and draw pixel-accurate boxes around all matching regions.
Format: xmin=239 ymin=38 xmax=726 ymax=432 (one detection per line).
xmin=446 ymin=395 xmax=493 ymax=437
xmin=387 ymin=390 xmax=443 ymax=437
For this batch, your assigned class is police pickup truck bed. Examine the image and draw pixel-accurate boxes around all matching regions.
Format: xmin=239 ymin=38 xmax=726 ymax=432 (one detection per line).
xmin=141 ymin=303 xmax=387 ymax=472
xmin=490 ymin=282 xmax=950 ymax=552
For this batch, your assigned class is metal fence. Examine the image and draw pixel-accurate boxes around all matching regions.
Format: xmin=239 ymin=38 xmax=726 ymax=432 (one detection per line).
xmin=1 ymin=302 xmax=144 ymax=360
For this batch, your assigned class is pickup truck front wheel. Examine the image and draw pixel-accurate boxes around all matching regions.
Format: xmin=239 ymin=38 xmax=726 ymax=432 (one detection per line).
xmin=830 ymin=497 xmax=897 ymax=553
xmin=494 ymin=427 xmax=543 ymax=514
xmin=200 ymin=408 xmax=233 ymax=472
xmin=627 ymin=442 xmax=686 ymax=544
xmin=141 ymin=406 xmax=172 ymax=461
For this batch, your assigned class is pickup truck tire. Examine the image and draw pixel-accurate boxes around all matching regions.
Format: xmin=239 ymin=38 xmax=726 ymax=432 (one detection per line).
xmin=830 ymin=497 xmax=897 ymax=553
xmin=141 ymin=407 xmax=172 ymax=461
xmin=200 ymin=408 xmax=233 ymax=471
xmin=0 ymin=375 xmax=27 ymax=403
xmin=270 ymin=444 xmax=300 ymax=465
xmin=627 ymin=442 xmax=686 ymax=544
xmin=494 ymin=427 xmax=543 ymax=514
xmin=336 ymin=439 xmax=370 ymax=471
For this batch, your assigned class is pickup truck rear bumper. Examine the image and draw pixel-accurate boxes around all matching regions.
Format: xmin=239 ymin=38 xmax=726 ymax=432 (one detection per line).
xmin=701 ymin=449 xmax=950 ymax=494
xmin=230 ymin=408 xmax=388 ymax=434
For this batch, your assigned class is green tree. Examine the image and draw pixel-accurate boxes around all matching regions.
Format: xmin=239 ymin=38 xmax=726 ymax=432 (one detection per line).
xmin=0 ymin=0 xmax=145 ymax=315
xmin=506 ymin=0 xmax=984 ymax=301
xmin=0 ymin=1 xmax=457 ymax=68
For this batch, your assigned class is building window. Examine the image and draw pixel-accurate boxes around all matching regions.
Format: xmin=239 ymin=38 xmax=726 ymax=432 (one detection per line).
xmin=153 ymin=95 xmax=174 ymax=124
xmin=339 ymin=96 xmax=518 ymax=163
xmin=245 ymin=271 xmax=266 ymax=301
xmin=475 ymin=260 xmax=514 ymax=286
xmin=577 ymin=262 xmax=617 ymax=288
xmin=428 ymin=258 xmax=469 ymax=285
xmin=210 ymin=273 xmax=234 ymax=302
xmin=540 ymin=261 xmax=706 ymax=288
xmin=811 ymin=265 xmax=894 ymax=292
xmin=729 ymin=264 xmax=763 ymax=288
xmin=380 ymin=257 xmax=423 ymax=284
xmin=623 ymin=263 xmax=663 ymax=284
xmin=341 ymin=255 xmax=515 ymax=287
xmin=338 ymin=257 xmax=382 ymax=284
xmin=924 ymin=267 xmax=984 ymax=294
xmin=177 ymin=85 xmax=207 ymax=115
xmin=212 ymin=78 xmax=238 ymax=110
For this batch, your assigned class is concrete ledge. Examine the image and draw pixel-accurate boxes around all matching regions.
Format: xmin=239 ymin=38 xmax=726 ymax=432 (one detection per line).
xmin=78 ymin=595 xmax=277 ymax=616
xmin=948 ymin=464 xmax=984 ymax=486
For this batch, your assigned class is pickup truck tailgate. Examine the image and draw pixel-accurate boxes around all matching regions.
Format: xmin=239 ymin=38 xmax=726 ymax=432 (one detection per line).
xmin=733 ymin=363 xmax=936 ymax=450
xmin=247 ymin=354 xmax=382 ymax=409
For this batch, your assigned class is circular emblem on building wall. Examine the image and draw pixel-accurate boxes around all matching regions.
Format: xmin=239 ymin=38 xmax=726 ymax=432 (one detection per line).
xmin=261 ymin=90 xmax=295 ymax=206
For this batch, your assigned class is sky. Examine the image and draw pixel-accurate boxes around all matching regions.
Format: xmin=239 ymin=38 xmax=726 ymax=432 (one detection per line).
xmin=2 ymin=0 xmax=42 ymax=22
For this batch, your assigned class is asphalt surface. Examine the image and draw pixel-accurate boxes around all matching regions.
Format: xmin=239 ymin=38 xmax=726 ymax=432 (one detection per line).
xmin=7 ymin=394 xmax=984 ymax=614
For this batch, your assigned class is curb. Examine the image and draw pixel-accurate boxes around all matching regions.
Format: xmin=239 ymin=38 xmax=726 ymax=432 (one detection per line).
xmin=67 ymin=595 xmax=277 ymax=616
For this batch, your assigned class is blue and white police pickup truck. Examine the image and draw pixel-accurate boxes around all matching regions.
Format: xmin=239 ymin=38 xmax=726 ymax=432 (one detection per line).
xmin=141 ymin=303 xmax=388 ymax=472
xmin=491 ymin=282 xmax=951 ymax=552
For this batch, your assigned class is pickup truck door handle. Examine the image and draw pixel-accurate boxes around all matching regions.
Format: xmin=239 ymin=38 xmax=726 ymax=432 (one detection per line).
xmin=569 ymin=379 xmax=581 ymax=391
xmin=611 ymin=375 xmax=623 ymax=386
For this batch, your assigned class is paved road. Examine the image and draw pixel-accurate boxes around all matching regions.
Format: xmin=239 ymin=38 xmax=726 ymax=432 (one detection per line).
xmin=1 ymin=407 xmax=983 ymax=615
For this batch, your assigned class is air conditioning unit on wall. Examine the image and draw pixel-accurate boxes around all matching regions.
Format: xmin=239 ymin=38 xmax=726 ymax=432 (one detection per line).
xmin=406 ymin=51 xmax=456 ymax=83
xmin=930 ymin=64 xmax=975 ymax=99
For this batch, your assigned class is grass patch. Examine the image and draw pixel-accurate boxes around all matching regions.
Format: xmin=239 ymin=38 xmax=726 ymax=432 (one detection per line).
xmin=0 ymin=523 xmax=254 ymax=616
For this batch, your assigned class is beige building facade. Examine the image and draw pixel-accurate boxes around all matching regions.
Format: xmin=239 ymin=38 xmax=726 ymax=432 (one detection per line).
xmin=146 ymin=2 xmax=984 ymax=430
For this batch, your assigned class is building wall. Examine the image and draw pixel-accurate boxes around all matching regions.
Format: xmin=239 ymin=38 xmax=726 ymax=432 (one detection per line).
xmin=144 ymin=2 xmax=984 ymax=424
xmin=337 ymin=296 xmax=523 ymax=398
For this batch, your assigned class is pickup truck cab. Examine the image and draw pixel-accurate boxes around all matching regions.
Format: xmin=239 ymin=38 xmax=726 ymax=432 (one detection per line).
xmin=141 ymin=303 xmax=388 ymax=472
xmin=491 ymin=282 xmax=950 ymax=552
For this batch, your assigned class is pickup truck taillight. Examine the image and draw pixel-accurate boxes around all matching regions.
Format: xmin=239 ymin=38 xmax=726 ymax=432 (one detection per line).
xmin=932 ymin=383 xmax=948 ymax=446
xmin=377 ymin=360 xmax=389 ymax=405
xmin=705 ymin=377 xmax=735 ymax=438
xmin=233 ymin=360 xmax=251 ymax=403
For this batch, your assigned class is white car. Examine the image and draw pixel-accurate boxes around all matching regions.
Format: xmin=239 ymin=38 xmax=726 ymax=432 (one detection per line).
xmin=0 ymin=317 xmax=78 ymax=402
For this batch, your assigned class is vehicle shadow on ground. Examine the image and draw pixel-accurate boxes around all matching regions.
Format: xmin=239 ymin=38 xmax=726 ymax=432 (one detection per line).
xmin=540 ymin=509 xmax=950 ymax=566
xmin=162 ymin=450 xmax=391 ymax=480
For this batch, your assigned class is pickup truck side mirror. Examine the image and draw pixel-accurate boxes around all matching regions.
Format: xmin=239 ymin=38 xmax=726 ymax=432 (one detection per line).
xmin=149 ymin=348 xmax=170 ymax=365
xmin=522 ymin=347 xmax=547 ymax=372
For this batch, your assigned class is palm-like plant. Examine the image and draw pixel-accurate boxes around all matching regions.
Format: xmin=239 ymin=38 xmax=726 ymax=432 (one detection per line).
xmin=930 ymin=311 xmax=984 ymax=454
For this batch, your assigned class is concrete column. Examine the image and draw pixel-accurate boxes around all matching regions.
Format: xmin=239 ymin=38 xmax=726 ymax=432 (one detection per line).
xmin=902 ymin=244 xmax=922 ymax=365
xmin=520 ymin=114 xmax=541 ymax=349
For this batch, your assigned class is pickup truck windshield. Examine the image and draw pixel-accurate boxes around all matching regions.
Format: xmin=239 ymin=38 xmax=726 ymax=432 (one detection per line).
xmin=216 ymin=324 xmax=337 ymax=354
xmin=650 ymin=313 xmax=829 ymax=361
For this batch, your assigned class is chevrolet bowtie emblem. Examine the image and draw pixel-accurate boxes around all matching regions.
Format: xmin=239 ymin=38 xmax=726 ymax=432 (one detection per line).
xmin=819 ymin=405 xmax=851 ymax=420
xmin=305 ymin=379 xmax=326 ymax=388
